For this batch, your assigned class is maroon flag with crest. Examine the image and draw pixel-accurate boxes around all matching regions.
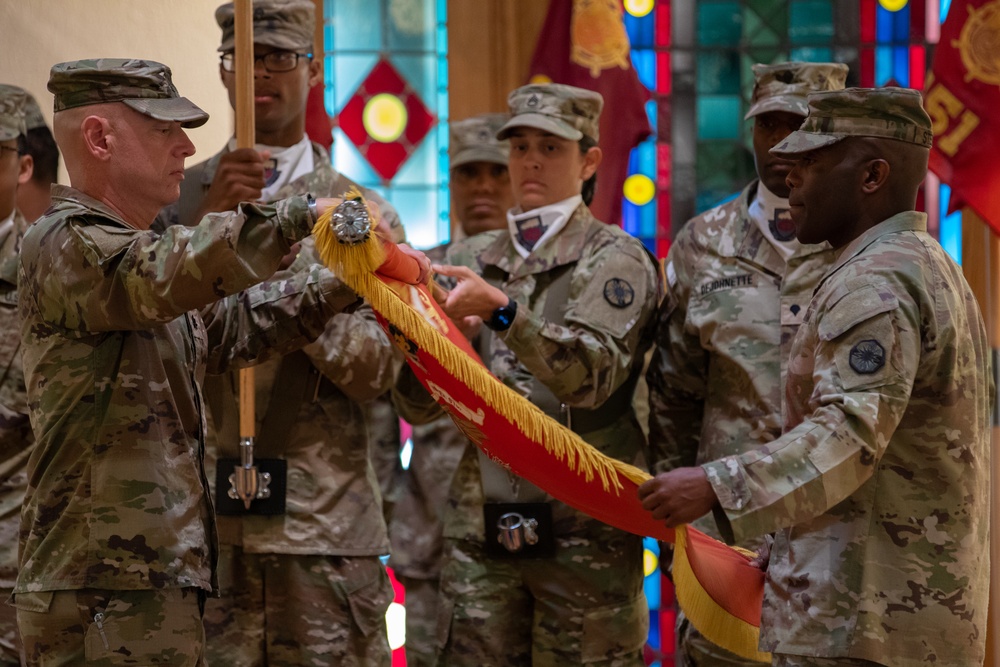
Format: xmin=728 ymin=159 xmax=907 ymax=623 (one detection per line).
xmin=924 ymin=0 xmax=1000 ymax=233
xmin=528 ymin=0 xmax=651 ymax=226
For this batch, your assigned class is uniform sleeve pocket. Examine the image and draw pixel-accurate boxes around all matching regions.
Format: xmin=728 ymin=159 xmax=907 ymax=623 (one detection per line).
xmin=580 ymin=594 xmax=649 ymax=663
xmin=818 ymin=285 xmax=901 ymax=393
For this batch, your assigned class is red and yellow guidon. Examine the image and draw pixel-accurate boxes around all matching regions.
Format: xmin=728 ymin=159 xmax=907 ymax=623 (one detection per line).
xmin=955 ymin=0 xmax=1000 ymax=87
xmin=571 ymin=0 xmax=633 ymax=77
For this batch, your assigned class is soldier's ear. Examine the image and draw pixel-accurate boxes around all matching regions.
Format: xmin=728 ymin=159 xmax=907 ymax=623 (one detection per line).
xmin=307 ymin=57 xmax=322 ymax=88
xmin=80 ymin=115 xmax=113 ymax=161
xmin=580 ymin=146 xmax=602 ymax=181
xmin=860 ymin=158 xmax=890 ymax=195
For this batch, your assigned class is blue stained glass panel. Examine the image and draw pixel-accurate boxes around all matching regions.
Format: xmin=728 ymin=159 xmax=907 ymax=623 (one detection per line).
xmin=625 ymin=11 xmax=655 ymax=48
xmin=327 ymin=0 xmax=383 ymax=50
xmin=394 ymin=55 xmax=437 ymax=103
xmin=632 ymin=49 xmax=656 ymax=92
xmin=893 ymin=46 xmax=910 ymax=85
xmin=385 ymin=187 xmax=442 ymax=249
xmin=697 ymin=52 xmax=741 ymax=94
xmin=386 ymin=0 xmax=436 ymax=51
xmin=327 ymin=54 xmax=378 ymax=112
xmin=331 ymin=127 xmax=381 ymax=186
xmin=939 ymin=184 xmax=963 ymax=264
xmin=392 ymin=130 xmax=439 ymax=187
xmin=875 ymin=45 xmax=893 ymax=85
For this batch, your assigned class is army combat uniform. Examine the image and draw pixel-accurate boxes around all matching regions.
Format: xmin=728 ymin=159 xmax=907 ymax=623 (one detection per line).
xmin=704 ymin=89 xmax=991 ymax=666
xmin=13 ymin=59 xmax=362 ymax=667
xmin=0 ymin=83 xmax=33 ymax=666
xmin=646 ymin=62 xmax=848 ymax=666
xmin=166 ymin=142 xmax=403 ymax=667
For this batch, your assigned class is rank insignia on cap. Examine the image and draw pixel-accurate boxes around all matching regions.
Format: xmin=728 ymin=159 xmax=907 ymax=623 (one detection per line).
xmin=603 ymin=278 xmax=634 ymax=308
xmin=527 ymin=94 xmax=539 ymax=107
xmin=849 ymin=339 xmax=885 ymax=374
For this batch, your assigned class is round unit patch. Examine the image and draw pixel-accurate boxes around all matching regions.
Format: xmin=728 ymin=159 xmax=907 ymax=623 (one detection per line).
xmin=849 ymin=339 xmax=885 ymax=374
xmin=603 ymin=278 xmax=635 ymax=308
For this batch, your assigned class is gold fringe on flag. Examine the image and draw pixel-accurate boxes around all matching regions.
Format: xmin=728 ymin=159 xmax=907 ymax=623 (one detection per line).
xmin=313 ymin=190 xmax=768 ymax=662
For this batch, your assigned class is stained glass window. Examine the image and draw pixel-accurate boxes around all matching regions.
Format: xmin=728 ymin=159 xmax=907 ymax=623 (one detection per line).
xmin=323 ymin=0 xmax=449 ymax=250
xmin=625 ymin=0 xmax=960 ymax=267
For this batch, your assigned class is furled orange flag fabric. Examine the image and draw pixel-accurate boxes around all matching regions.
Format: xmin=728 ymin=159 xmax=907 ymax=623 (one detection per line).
xmin=311 ymin=195 xmax=768 ymax=661
xmin=925 ymin=0 xmax=1000 ymax=232
xmin=527 ymin=0 xmax=652 ymax=226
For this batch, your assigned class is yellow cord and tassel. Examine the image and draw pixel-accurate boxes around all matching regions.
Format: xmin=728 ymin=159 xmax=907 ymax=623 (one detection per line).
xmin=313 ymin=189 xmax=647 ymax=493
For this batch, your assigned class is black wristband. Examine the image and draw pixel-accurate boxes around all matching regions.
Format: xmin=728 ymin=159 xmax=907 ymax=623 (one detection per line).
xmin=485 ymin=297 xmax=517 ymax=332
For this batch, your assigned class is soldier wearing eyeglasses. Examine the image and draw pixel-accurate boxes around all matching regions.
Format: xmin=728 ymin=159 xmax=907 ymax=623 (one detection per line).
xmin=154 ymin=1 xmax=407 ymax=665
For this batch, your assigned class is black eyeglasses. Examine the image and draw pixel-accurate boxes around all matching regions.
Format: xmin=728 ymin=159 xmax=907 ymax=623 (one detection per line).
xmin=220 ymin=51 xmax=312 ymax=73
xmin=0 ymin=146 xmax=21 ymax=156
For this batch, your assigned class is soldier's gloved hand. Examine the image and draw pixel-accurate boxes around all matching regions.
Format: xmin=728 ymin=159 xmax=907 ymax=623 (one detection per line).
xmin=637 ymin=467 xmax=719 ymax=528
xmin=195 ymin=147 xmax=270 ymax=218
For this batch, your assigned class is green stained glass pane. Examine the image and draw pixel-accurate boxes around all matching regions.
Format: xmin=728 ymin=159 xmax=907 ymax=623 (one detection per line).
xmin=387 ymin=0 xmax=436 ymax=51
xmin=697 ymin=96 xmax=742 ymax=139
xmin=790 ymin=1 xmax=834 ymax=44
xmin=744 ymin=0 xmax=788 ymax=43
xmin=697 ymin=52 xmax=741 ymax=94
xmin=790 ymin=47 xmax=834 ymax=61
xmin=698 ymin=2 xmax=742 ymax=46
xmin=329 ymin=0 xmax=383 ymax=50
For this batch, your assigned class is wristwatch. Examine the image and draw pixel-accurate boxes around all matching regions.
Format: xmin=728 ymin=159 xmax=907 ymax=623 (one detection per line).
xmin=306 ymin=193 xmax=318 ymax=224
xmin=485 ymin=297 xmax=517 ymax=332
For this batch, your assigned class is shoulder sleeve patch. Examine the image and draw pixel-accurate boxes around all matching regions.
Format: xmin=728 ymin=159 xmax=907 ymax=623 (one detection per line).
xmin=603 ymin=278 xmax=635 ymax=308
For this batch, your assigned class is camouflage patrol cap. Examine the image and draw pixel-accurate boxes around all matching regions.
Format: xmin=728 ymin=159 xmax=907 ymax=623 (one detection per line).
xmin=48 ymin=59 xmax=209 ymax=128
xmin=450 ymin=113 xmax=510 ymax=169
xmin=23 ymin=91 xmax=48 ymax=131
xmin=745 ymin=61 xmax=849 ymax=120
xmin=216 ymin=0 xmax=315 ymax=53
xmin=771 ymin=87 xmax=933 ymax=156
xmin=497 ymin=83 xmax=603 ymax=142
xmin=0 ymin=84 xmax=28 ymax=142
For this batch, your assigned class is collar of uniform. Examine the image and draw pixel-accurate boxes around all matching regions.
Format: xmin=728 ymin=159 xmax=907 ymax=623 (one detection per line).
xmin=49 ymin=184 xmax=134 ymax=228
xmin=824 ymin=210 xmax=928 ymax=280
xmin=731 ymin=180 xmax=785 ymax=277
xmin=481 ymin=203 xmax=596 ymax=279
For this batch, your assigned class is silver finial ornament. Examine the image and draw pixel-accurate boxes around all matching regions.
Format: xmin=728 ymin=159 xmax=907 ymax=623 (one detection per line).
xmin=330 ymin=198 xmax=372 ymax=245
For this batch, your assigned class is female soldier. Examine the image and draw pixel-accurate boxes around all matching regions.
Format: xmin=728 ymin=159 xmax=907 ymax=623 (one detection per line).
xmin=395 ymin=83 xmax=658 ymax=666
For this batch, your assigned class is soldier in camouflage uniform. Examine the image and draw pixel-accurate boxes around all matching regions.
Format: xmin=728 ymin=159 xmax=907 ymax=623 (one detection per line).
xmin=16 ymin=91 xmax=59 ymax=223
xmin=388 ymin=112 xmax=513 ymax=667
xmin=645 ymin=62 xmax=848 ymax=666
xmin=0 ymin=83 xmax=35 ymax=667
xmin=639 ymin=88 xmax=991 ymax=667
xmin=153 ymin=3 xmax=405 ymax=665
xmin=11 ymin=58 xmax=375 ymax=667
xmin=394 ymin=84 xmax=658 ymax=666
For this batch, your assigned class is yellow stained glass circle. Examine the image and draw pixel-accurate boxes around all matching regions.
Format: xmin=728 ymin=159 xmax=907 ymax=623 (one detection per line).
xmin=529 ymin=74 xmax=553 ymax=84
xmin=878 ymin=0 xmax=908 ymax=11
xmin=624 ymin=174 xmax=656 ymax=206
xmin=643 ymin=548 xmax=659 ymax=577
xmin=625 ymin=0 xmax=654 ymax=18
xmin=363 ymin=93 xmax=408 ymax=143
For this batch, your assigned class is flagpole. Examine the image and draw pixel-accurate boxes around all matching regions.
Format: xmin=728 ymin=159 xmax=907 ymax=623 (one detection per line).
xmin=960 ymin=206 xmax=999 ymax=667
xmin=233 ymin=0 xmax=259 ymax=510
